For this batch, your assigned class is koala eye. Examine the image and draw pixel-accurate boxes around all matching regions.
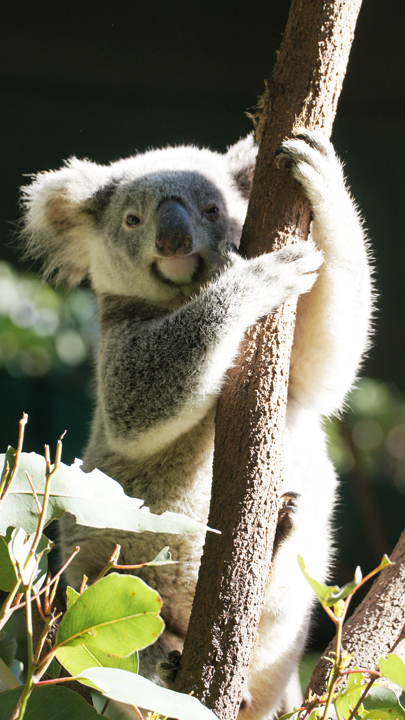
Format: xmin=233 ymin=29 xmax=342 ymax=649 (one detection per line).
xmin=203 ymin=205 xmax=220 ymax=220
xmin=125 ymin=214 xmax=142 ymax=227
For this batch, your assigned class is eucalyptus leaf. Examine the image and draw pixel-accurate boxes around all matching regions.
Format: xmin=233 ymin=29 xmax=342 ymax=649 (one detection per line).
xmin=55 ymin=573 xmax=163 ymax=658
xmin=297 ymin=556 xmax=340 ymax=605
xmin=379 ymin=654 xmax=405 ymax=691
xmin=0 ymin=685 xmax=101 ymax=720
xmin=91 ymin=690 xmax=132 ymax=720
xmin=150 ymin=546 xmax=176 ymax=565
xmin=327 ymin=567 xmax=363 ymax=604
xmin=362 ymin=686 xmax=405 ymax=719
xmin=0 ymin=631 xmax=17 ymax=666
xmin=46 ymin=657 xmax=62 ymax=680
xmin=56 ymin=642 xmax=138 ymax=678
xmin=0 ymin=451 xmax=216 ymax=536
xmin=380 ymin=554 xmax=393 ymax=568
xmin=298 ymin=556 xmax=362 ymax=607
xmin=334 ymin=671 xmax=364 ymax=719
xmin=0 ymin=657 xmax=19 ymax=691
xmin=77 ymin=666 xmax=217 ymax=720
xmin=8 ymin=528 xmax=52 ymax=590
xmin=0 ymin=529 xmax=16 ymax=591
xmin=66 ymin=585 xmax=80 ymax=609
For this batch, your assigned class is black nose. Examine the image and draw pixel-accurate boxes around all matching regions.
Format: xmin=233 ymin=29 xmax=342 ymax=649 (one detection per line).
xmin=155 ymin=200 xmax=193 ymax=257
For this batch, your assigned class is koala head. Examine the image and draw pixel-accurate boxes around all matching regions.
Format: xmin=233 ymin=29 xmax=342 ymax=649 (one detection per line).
xmin=20 ymin=135 xmax=257 ymax=305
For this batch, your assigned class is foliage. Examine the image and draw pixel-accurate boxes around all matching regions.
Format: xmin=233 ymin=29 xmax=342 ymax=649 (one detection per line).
xmin=0 ymin=415 xmax=217 ymax=720
xmin=279 ymin=557 xmax=405 ymax=720
xmin=326 ymin=377 xmax=405 ymax=495
xmin=0 ymin=261 xmax=96 ymax=378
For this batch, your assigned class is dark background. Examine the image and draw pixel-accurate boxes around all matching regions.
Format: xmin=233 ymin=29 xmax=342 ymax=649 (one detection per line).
xmin=1 ymin=1 xmax=405 ymax=649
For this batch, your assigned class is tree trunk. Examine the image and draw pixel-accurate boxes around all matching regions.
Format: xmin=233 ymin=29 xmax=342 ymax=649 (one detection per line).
xmin=173 ymin=1 xmax=363 ymax=718
xmin=308 ymin=529 xmax=405 ymax=699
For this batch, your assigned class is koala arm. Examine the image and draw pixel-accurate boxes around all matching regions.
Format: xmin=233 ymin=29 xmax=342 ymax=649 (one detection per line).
xmin=278 ymin=133 xmax=373 ymax=415
xmin=97 ymin=243 xmax=321 ymax=459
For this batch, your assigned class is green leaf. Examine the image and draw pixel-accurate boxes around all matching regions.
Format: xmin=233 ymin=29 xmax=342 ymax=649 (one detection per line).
xmin=77 ymin=666 xmax=217 ymax=720
xmin=297 ymin=556 xmax=340 ymax=605
xmin=7 ymin=528 xmax=52 ymax=591
xmin=334 ymin=671 xmax=365 ymax=719
xmin=362 ymin=687 xmax=405 ymax=718
xmin=91 ymin=690 xmax=132 ymax=719
xmin=328 ymin=567 xmax=363 ymax=605
xmin=66 ymin=585 xmax=80 ymax=610
xmin=380 ymin=554 xmax=393 ymax=568
xmin=0 ymin=529 xmax=17 ymax=591
xmin=55 ymin=573 xmax=163 ymax=658
xmin=379 ymin=654 xmax=405 ymax=691
xmin=46 ymin=657 xmax=62 ymax=680
xmin=0 ymin=451 xmax=216 ymax=536
xmin=0 ymin=631 xmax=18 ymax=666
xmin=56 ymin=643 xmax=138 ymax=678
xmin=149 ymin=546 xmax=176 ymax=565
xmin=0 ymin=657 xmax=19 ymax=690
xmin=298 ymin=557 xmax=362 ymax=607
xmin=0 ymin=685 xmax=101 ymax=719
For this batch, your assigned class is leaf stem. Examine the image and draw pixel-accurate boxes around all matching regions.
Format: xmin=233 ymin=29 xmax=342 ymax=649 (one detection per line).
xmin=13 ymin=546 xmax=80 ymax=612
xmin=0 ymin=577 xmax=22 ymax=630
xmin=10 ymin=587 xmax=35 ymax=720
xmin=0 ymin=413 xmax=28 ymax=508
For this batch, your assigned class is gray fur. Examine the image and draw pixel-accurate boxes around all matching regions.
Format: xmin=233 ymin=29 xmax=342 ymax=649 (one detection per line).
xmin=20 ymin=131 xmax=372 ymax=719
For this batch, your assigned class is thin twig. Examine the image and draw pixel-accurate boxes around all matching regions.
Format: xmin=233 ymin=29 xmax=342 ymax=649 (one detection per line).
xmin=0 ymin=413 xmax=28 ymax=508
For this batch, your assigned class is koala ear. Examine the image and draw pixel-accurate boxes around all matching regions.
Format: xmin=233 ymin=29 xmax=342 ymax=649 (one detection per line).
xmin=225 ymin=133 xmax=258 ymax=200
xmin=20 ymin=158 xmax=112 ymax=285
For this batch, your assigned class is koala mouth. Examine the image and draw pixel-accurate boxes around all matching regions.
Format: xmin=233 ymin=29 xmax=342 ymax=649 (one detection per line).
xmin=151 ymin=254 xmax=205 ymax=288
xmin=152 ymin=254 xmax=200 ymax=285
xmin=158 ymin=254 xmax=198 ymax=281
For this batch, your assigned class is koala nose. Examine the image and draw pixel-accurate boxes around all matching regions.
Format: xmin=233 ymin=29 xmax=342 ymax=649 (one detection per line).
xmin=155 ymin=200 xmax=193 ymax=257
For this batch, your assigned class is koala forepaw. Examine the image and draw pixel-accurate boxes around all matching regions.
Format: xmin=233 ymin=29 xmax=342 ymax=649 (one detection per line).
xmin=156 ymin=649 xmax=182 ymax=687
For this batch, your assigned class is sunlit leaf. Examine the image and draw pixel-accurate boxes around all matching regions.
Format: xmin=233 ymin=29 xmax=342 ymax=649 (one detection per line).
xmin=55 ymin=573 xmax=163 ymax=658
xmin=8 ymin=528 xmax=52 ymax=590
xmin=334 ymin=670 xmax=365 ymax=719
xmin=0 ymin=451 xmax=216 ymax=537
xmin=77 ymin=666 xmax=217 ymax=720
xmin=149 ymin=546 xmax=176 ymax=565
xmin=298 ymin=557 xmax=363 ymax=607
xmin=380 ymin=554 xmax=393 ymax=568
xmin=57 ymin=643 xmax=138 ymax=678
xmin=66 ymin=585 xmax=80 ymax=610
xmin=362 ymin=686 xmax=405 ymax=718
xmin=379 ymin=654 xmax=405 ymax=691
xmin=298 ymin=556 xmax=340 ymax=605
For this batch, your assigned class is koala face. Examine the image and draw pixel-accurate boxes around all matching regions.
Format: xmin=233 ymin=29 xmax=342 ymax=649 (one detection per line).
xmin=21 ymin=136 xmax=257 ymax=305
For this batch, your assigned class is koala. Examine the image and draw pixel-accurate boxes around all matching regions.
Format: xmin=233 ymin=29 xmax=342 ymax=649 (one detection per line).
xmin=20 ymin=131 xmax=372 ymax=719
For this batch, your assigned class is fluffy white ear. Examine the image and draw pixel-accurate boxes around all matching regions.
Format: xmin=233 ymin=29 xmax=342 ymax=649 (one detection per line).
xmin=20 ymin=158 xmax=112 ymax=285
xmin=225 ymin=133 xmax=258 ymax=199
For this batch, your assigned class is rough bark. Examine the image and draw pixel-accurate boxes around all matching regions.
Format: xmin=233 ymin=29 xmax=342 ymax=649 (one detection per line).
xmin=308 ymin=529 xmax=405 ymax=699
xmin=173 ymin=1 xmax=363 ymax=718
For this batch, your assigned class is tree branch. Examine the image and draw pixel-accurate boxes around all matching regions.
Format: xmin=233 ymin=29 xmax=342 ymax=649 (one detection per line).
xmin=173 ymin=2 xmax=363 ymax=717
xmin=308 ymin=529 xmax=405 ymax=699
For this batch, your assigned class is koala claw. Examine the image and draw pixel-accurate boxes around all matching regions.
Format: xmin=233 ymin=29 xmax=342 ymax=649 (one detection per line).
xmin=156 ymin=649 xmax=182 ymax=687
xmin=273 ymin=491 xmax=301 ymax=555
